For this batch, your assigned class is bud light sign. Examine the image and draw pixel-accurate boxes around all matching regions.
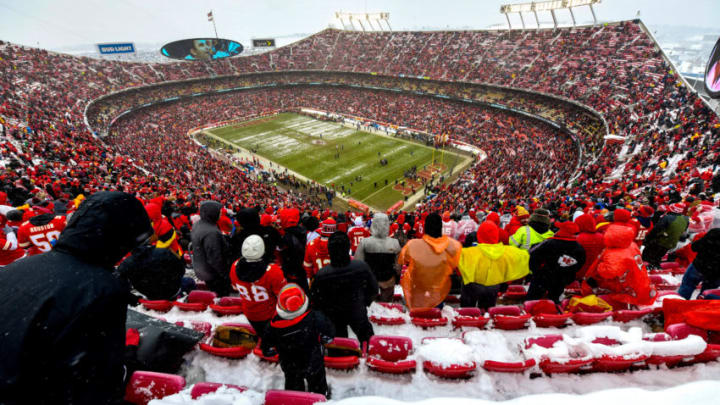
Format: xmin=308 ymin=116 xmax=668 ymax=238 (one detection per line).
xmin=97 ymin=43 xmax=136 ymax=55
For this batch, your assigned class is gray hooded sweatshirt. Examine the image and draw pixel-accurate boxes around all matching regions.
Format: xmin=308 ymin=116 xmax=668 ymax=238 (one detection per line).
xmin=355 ymin=213 xmax=401 ymax=282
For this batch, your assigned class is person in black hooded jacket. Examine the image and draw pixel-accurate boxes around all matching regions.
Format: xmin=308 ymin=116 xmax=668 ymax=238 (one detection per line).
xmin=689 ymin=228 xmax=720 ymax=293
xmin=0 ymin=191 xmax=153 ymax=405
xmin=526 ymin=221 xmax=586 ymax=303
xmin=116 ymin=244 xmax=187 ymax=301
xmin=261 ymin=284 xmax=334 ymax=397
xmin=310 ymin=231 xmax=378 ymax=345
xmin=191 ymin=200 xmax=232 ymax=296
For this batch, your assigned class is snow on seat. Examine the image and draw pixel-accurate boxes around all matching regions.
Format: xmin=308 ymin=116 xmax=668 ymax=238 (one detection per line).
xmin=452 ymin=307 xmax=489 ymax=329
xmin=175 ymin=320 xmax=212 ymax=340
xmin=482 ymin=358 xmax=536 ymax=373
xmin=265 ymin=389 xmax=327 ymax=405
xmin=410 ymin=307 xmax=448 ymax=328
xmin=502 ymin=284 xmax=527 ymax=300
xmin=612 ymin=308 xmax=653 ymax=323
xmin=138 ymin=299 xmax=173 ymax=312
xmin=324 ymin=337 xmax=361 ymax=370
xmin=489 ymin=305 xmax=531 ymax=330
xmin=418 ymin=337 xmax=476 ymax=379
xmin=209 ymin=296 xmax=244 ymax=316
xmin=190 ymin=382 xmax=246 ymax=399
xmin=571 ymin=311 xmax=612 ymax=325
xmin=366 ymin=335 xmax=416 ymax=374
xmin=592 ymin=354 xmax=648 ymax=372
xmin=124 ymin=371 xmax=186 ymax=405
xmin=369 ymin=302 xmax=407 ymax=325
xmin=523 ymin=335 xmax=593 ymax=374
xmin=524 ymin=300 xmax=571 ymax=328
xmin=187 ymin=290 xmax=217 ymax=305
xmin=690 ymin=343 xmax=720 ymax=364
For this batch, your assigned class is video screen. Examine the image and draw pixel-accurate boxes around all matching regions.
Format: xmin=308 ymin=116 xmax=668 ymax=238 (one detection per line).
xmin=706 ymin=38 xmax=720 ymax=98
xmin=161 ymin=38 xmax=243 ymax=61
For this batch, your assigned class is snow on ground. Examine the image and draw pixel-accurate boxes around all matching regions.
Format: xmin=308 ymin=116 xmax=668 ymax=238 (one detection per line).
xmin=149 ymin=380 xmax=720 ymax=405
xmin=135 ymin=302 xmax=720 ymax=403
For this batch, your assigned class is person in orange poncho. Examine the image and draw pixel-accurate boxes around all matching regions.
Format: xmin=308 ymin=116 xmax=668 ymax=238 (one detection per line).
xmin=399 ymin=213 xmax=462 ymax=309
xmin=582 ymin=224 xmax=656 ymax=308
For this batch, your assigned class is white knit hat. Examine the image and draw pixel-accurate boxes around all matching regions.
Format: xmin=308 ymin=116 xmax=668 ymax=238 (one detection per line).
xmin=242 ymin=235 xmax=265 ymax=263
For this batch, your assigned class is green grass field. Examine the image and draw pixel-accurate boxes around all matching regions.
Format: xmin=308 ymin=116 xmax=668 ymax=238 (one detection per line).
xmin=207 ymin=112 xmax=465 ymax=210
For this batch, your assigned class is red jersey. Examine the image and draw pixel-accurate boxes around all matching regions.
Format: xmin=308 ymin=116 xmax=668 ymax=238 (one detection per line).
xmin=229 ymin=262 xmax=286 ymax=321
xmin=303 ymin=236 xmax=330 ymax=279
xmin=413 ymin=220 xmax=425 ymax=239
xmin=17 ymin=215 xmax=66 ymax=256
xmin=347 ymin=226 xmax=371 ymax=254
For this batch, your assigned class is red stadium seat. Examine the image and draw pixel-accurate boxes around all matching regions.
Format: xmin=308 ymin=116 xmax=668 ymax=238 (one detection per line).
xmin=592 ymin=355 xmax=647 ymax=372
xmin=410 ymin=308 xmax=448 ymax=328
xmin=502 ymin=285 xmax=527 ymax=300
xmin=571 ymin=312 xmax=612 ymax=325
xmin=173 ymin=301 xmax=208 ymax=312
xmin=369 ymin=302 xmax=407 ymax=325
xmin=539 ymin=357 xmax=594 ymax=374
xmin=138 ymin=299 xmax=173 ymax=313
xmin=482 ymin=358 xmax=536 ymax=373
xmin=190 ymin=382 xmax=247 ymax=399
xmin=423 ymin=361 xmax=476 ymax=379
xmin=253 ymin=339 xmax=279 ymax=363
xmin=324 ymin=337 xmax=361 ymax=370
xmin=452 ymin=307 xmax=489 ymax=329
xmin=265 ymin=389 xmax=327 ymax=405
xmin=209 ymin=297 xmax=244 ymax=315
xmin=489 ymin=306 xmax=531 ymax=330
xmin=175 ymin=320 xmax=212 ymax=340
xmin=124 ymin=371 xmax=185 ymax=405
xmin=524 ymin=334 xmax=563 ymax=349
xmin=524 ymin=300 xmax=571 ymax=328
xmin=187 ymin=290 xmax=217 ymax=305
xmin=665 ymin=323 xmax=708 ymax=341
xmin=199 ymin=343 xmax=252 ymax=359
xmin=367 ymin=335 xmax=416 ymax=374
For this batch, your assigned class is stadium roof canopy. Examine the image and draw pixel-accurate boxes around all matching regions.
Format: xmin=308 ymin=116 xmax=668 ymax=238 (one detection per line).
xmin=500 ymin=0 xmax=602 ymax=29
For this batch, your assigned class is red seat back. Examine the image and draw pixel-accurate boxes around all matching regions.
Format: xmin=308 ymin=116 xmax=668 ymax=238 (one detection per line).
xmin=265 ymin=389 xmax=327 ymax=405
xmin=666 ymin=322 xmax=708 ymax=341
xmin=329 ymin=337 xmax=361 ymax=351
xmin=124 ymin=371 xmax=185 ymax=405
xmin=455 ymin=307 xmax=482 ymax=317
xmin=368 ymin=335 xmax=412 ymax=362
xmin=489 ymin=305 xmax=523 ymax=317
xmin=524 ymin=300 xmax=558 ymax=315
xmin=187 ymin=290 xmax=217 ymax=305
xmin=524 ymin=334 xmax=563 ymax=349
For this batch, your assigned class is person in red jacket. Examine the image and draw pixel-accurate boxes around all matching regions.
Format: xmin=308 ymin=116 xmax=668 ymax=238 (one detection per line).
xmin=303 ymin=218 xmax=336 ymax=281
xmin=582 ymin=225 xmax=656 ymax=309
xmin=574 ymin=214 xmax=604 ymax=280
xmin=17 ymin=212 xmax=66 ymax=256
xmin=634 ymin=205 xmax=654 ymax=247
xmin=0 ymin=225 xmax=24 ymax=266
xmin=230 ymin=235 xmax=286 ymax=336
xmin=145 ymin=203 xmax=183 ymax=257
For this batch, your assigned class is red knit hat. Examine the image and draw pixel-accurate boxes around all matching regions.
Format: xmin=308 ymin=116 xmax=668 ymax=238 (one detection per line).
xmin=638 ymin=205 xmax=654 ymax=218
xmin=613 ymin=208 xmax=631 ymax=223
xmin=554 ymin=221 xmax=579 ymax=238
xmin=276 ymin=284 xmax=308 ymax=320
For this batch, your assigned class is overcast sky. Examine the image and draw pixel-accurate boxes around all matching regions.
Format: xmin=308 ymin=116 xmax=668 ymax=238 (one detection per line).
xmin=0 ymin=0 xmax=718 ymax=50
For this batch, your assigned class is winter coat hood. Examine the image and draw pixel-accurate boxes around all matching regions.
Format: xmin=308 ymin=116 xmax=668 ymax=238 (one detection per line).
xmin=476 ymin=221 xmax=499 ymax=244
xmin=422 ymin=234 xmax=450 ymax=254
xmin=54 ymin=191 xmax=153 ymax=268
xmin=199 ymin=200 xmax=222 ymax=224
xmin=575 ymin=214 xmax=597 ymax=233
xmin=234 ymin=258 xmax=268 ymax=283
xmin=477 ymin=242 xmax=505 ymax=260
xmin=237 ymin=208 xmax=260 ymax=232
xmin=28 ymin=213 xmax=55 ymax=226
xmin=604 ymin=224 xmax=634 ymax=249
xmin=370 ymin=213 xmax=390 ymax=239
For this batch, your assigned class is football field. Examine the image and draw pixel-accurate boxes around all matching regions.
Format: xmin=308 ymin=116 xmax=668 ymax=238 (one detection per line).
xmin=206 ymin=112 xmax=467 ymax=210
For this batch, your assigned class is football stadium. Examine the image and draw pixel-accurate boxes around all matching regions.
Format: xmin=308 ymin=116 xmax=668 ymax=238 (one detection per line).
xmin=1 ymin=0 xmax=720 ymax=404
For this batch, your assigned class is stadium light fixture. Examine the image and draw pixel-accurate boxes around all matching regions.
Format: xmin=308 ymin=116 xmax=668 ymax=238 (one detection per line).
xmin=335 ymin=11 xmax=391 ymax=31
xmin=500 ymin=0 xmax=601 ymax=30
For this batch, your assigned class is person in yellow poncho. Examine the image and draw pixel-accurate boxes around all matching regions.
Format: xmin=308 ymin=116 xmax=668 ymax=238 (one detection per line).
xmin=399 ymin=213 xmax=462 ymax=309
xmin=458 ymin=221 xmax=529 ymax=309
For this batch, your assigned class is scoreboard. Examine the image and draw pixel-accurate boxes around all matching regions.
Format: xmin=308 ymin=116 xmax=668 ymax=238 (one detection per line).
xmin=252 ymin=39 xmax=276 ymax=48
